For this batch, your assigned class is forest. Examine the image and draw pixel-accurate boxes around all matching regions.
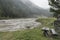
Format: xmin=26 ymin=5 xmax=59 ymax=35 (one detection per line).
xmin=0 ymin=0 xmax=51 ymax=19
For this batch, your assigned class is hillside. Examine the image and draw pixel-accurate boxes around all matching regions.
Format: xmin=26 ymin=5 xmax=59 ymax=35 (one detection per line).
xmin=0 ymin=0 xmax=51 ymax=18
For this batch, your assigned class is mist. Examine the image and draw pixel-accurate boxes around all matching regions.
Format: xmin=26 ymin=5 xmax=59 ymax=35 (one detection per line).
xmin=0 ymin=0 xmax=51 ymax=18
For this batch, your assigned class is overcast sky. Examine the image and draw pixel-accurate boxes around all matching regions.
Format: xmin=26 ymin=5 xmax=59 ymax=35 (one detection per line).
xmin=29 ymin=0 xmax=50 ymax=9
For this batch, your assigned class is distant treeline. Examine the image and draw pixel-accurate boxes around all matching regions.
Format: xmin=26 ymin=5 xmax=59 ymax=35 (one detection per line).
xmin=0 ymin=0 xmax=30 ymax=19
xmin=0 ymin=1 xmax=19 ymax=19
xmin=0 ymin=0 xmax=51 ymax=19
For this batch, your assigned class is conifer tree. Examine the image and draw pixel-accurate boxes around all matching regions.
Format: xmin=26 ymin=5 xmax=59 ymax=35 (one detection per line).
xmin=48 ymin=0 xmax=60 ymax=18
xmin=48 ymin=0 xmax=60 ymax=34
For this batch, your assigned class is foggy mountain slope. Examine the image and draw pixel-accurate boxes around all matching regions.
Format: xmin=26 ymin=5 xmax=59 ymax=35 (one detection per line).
xmin=0 ymin=0 xmax=51 ymax=18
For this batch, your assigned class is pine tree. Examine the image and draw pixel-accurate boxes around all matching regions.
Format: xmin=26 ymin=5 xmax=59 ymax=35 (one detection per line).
xmin=48 ymin=0 xmax=60 ymax=34
xmin=48 ymin=0 xmax=60 ymax=18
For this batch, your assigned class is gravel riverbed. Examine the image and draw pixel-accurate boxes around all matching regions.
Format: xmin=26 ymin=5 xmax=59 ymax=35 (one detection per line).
xmin=0 ymin=18 xmax=41 ymax=31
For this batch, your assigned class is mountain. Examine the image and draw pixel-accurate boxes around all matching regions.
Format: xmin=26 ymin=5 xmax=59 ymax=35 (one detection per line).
xmin=0 ymin=0 xmax=51 ymax=18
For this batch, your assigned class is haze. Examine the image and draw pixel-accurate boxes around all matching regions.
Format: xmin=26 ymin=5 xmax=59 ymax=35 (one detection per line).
xmin=29 ymin=0 xmax=50 ymax=9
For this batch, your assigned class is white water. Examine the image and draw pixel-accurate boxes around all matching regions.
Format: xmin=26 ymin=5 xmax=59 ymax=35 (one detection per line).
xmin=0 ymin=18 xmax=41 ymax=31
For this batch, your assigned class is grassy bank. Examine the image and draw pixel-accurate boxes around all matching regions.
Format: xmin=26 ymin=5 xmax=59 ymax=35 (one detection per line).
xmin=0 ymin=29 xmax=54 ymax=40
xmin=0 ymin=17 xmax=59 ymax=40
xmin=36 ymin=17 xmax=57 ymax=28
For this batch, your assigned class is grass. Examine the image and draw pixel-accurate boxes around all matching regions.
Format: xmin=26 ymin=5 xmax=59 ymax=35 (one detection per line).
xmin=36 ymin=17 xmax=57 ymax=28
xmin=0 ymin=29 xmax=54 ymax=40
xmin=0 ymin=17 xmax=59 ymax=40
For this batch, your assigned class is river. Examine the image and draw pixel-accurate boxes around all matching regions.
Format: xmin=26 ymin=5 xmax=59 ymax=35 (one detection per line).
xmin=0 ymin=18 xmax=41 ymax=31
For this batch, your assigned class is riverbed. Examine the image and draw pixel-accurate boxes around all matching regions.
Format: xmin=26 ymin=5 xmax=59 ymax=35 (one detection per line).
xmin=0 ymin=18 xmax=41 ymax=31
